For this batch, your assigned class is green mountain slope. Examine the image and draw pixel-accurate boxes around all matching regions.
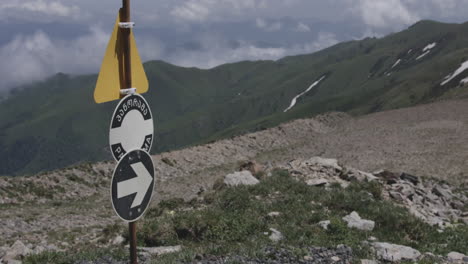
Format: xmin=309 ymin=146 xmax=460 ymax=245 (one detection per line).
xmin=2 ymin=20 xmax=468 ymax=176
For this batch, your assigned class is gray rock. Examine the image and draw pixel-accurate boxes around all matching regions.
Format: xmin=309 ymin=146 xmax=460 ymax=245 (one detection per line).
xmin=447 ymin=252 xmax=466 ymax=262
xmin=331 ymin=256 xmax=340 ymax=262
xmin=268 ymin=228 xmax=283 ymax=242
xmin=389 ymin=191 xmax=405 ymax=202
xmin=138 ymin=245 xmax=182 ymax=255
xmin=400 ymin=173 xmax=419 ymax=185
xmin=432 ymin=186 xmax=452 ymax=200
xmin=361 ymin=260 xmax=378 ymax=264
xmin=372 ymin=242 xmax=421 ymax=262
xmin=306 ymin=157 xmax=342 ymax=171
xmin=2 ymin=241 xmax=31 ymax=262
xmin=224 ymin=171 xmax=259 ymax=187
xmin=343 ymin=168 xmax=378 ymax=182
xmin=342 ymin=211 xmax=375 ymax=231
xmin=5 ymin=260 xmax=23 ymax=264
xmin=318 ymin=220 xmax=331 ymax=230
xmin=306 ymin=178 xmax=329 ymax=186
xmin=374 ymin=170 xmax=399 ymax=184
xmin=463 ymin=217 xmax=468 ymax=225
xmin=111 ymin=235 xmax=125 ymax=245
xmin=267 ymin=212 xmax=281 ymax=217
xmin=32 ymin=245 xmax=46 ymax=255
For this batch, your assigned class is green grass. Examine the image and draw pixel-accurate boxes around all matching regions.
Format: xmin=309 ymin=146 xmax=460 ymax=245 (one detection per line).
xmin=23 ymin=247 xmax=127 ymax=264
xmin=138 ymin=170 xmax=468 ymax=262
xmin=24 ymin=169 xmax=468 ymax=263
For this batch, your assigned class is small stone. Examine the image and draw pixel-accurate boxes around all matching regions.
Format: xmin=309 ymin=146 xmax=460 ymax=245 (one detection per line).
xmin=138 ymin=245 xmax=182 ymax=256
xmin=447 ymin=251 xmax=466 ymax=261
xmin=306 ymin=178 xmax=329 ymax=186
xmin=361 ymin=260 xmax=378 ymax=264
xmin=224 ymin=171 xmax=259 ymax=187
xmin=372 ymin=242 xmax=421 ymax=262
xmin=373 ymin=170 xmax=399 ymax=184
xmin=5 ymin=260 xmax=23 ymax=264
xmin=368 ymin=236 xmax=377 ymax=241
xmin=318 ymin=220 xmax=331 ymax=230
xmin=342 ymin=211 xmax=375 ymax=231
xmin=303 ymin=255 xmax=313 ymax=261
xmin=112 ymin=235 xmax=125 ymax=245
xmin=3 ymin=240 xmax=31 ymax=261
xmin=400 ymin=173 xmax=419 ymax=185
xmin=32 ymin=245 xmax=46 ymax=255
xmin=432 ymin=186 xmax=452 ymax=200
xmin=342 ymin=168 xmax=378 ymax=182
xmin=268 ymin=212 xmax=281 ymax=217
xmin=389 ymin=191 xmax=405 ymax=202
xmin=331 ymin=256 xmax=340 ymax=262
xmin=268 ymin=228 xmax=283 ymax=242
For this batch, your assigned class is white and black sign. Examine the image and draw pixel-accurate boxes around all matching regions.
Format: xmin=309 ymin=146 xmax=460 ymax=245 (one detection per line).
xmin=110 ymin=94 xmax=153 ymax=161
xmin=111 ymin=149 xmax=155 ymax=222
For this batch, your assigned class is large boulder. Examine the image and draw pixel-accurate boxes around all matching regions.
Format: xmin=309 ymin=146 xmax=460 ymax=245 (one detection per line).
xmin=224 ymin=171 xmax=260 ymax=187
xmin=372 ymin=242 xmax=421 ymax=262
xmin=342 ymin=211 xmax=375 ymax=231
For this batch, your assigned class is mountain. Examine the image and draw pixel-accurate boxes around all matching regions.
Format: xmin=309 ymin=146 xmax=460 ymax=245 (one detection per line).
xmin=2 ymin=20 xmax=468 ymax=176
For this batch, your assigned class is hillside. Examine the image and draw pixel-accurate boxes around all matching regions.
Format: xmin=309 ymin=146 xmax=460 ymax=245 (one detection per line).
xmin=3 ymin=20 xmax=468 ymax=175
xmin=0 ymin=98 xmax=467 ymax=263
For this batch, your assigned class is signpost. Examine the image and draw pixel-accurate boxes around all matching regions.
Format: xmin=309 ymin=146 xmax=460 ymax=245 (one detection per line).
xmin=94 ymin=1 xmax=153 ymax=263
xmin=109 ymin=94 xmax=153 ymax=161
xmin=111 ymin=149 xmax=154 ymax=222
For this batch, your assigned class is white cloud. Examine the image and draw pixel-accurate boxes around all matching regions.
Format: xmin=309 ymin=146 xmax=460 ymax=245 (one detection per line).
xmin=294 ymin=22 xmax=311 ymax=32
xmin=255 ymin=18 xmax=283 ymax=32
xmin=354 ymin=0 xmax=420 ymax=29
xmin=0 ymin=0 xmax=80 ymax=18
xmin=170 ymin=0 xmax=267 ymax=22
xmin=299 ymin=32 xmax=338 ymax=53
xmin=170 ymin=0 xmax=213 ymax=22
xmin=0 ymin=26 xmax=109 ymax=90
xmin=162 ymin=32 xmax=338 ymax=69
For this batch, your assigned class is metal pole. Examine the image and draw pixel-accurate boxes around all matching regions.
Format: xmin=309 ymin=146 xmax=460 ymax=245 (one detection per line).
xmin=121 ymin=0 xmax=132 ymax=94
xmin=121 ymin=3 xmax=137 ymax=263
xmin=129 ymin=221 xmax=138 ymax=264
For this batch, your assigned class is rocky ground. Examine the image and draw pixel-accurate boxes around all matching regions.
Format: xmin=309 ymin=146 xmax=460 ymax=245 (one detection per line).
xmin=0 ymin=99 xmax=468 ymax=263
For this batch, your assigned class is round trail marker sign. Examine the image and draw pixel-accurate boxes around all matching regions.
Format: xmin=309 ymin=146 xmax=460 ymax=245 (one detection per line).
xmin=111 ymin=149 xmax=155 ymax=222
xmin=109 ymin=94 xmax=153 ymax=161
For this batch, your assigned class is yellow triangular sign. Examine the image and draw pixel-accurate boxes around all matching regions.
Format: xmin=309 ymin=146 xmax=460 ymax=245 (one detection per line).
xmin=94 ymin=10 xmax=149 ymax=104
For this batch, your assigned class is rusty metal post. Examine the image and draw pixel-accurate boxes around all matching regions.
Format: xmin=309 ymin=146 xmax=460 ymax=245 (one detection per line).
xmin=121 ymin=0 xmax=132 ymax=94
xmin=121 ymin=3 xmax=137 ymax=264
xmin=129 ymin=221 xmax=138 ymax=264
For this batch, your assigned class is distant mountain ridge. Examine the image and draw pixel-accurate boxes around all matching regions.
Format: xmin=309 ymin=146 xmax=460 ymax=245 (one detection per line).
xmin=2 ymin=20 xmax=468 ymax=176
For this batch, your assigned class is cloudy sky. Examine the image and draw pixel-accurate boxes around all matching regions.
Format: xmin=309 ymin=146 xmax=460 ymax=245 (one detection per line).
xmin=1 ymin=0 xmax=468 ymax=91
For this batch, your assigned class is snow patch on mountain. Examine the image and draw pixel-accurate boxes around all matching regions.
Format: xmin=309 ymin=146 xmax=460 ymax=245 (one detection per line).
xmin=441 ymin=60 xmax=468 ymax=86
xmin=391 ymin=59 xmax=401 ymax=69
xmin=284 ymin=76 xmax=325 ymax=113
xmin=423 ymin=42 xmax=437 ymax=52
xmin=416 ymin=51 xmax=430 ymax=60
